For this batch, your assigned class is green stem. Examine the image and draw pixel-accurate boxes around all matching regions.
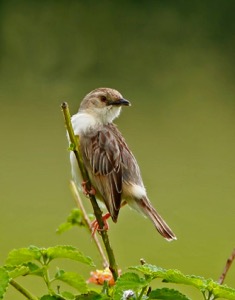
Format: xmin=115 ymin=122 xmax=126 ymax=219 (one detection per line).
xmin=10 ymin=280 xmax=38 ymax=300
xmin=138 ymin=285 xmax=148 ymax=300
xmin=61 ymin=102 xmax=119 ymax=281
xmin=44 ymin=268 xmax=54 ymax=294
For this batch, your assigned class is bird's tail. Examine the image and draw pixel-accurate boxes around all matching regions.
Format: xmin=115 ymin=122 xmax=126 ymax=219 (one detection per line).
xmin=140 ymin=198 xmax=177 ymax=241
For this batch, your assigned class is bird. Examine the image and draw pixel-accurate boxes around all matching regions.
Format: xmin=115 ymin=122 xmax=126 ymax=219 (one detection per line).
xmin=69 ymin=87 xmax=176 ymax=241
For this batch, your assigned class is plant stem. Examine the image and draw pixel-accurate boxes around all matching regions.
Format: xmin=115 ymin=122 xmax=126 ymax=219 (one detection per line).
xmin=70 ymin=180 xmax=109 ymax=268
xmin=61 ymin=102 xmax=119 ymax=281
xmin=218 ymin=248 xmax=235 ymax=285
xmin=10 ymin=280 xmax=38 ymax=300
xmin=138 ymin=285 xmax=148 ymax=300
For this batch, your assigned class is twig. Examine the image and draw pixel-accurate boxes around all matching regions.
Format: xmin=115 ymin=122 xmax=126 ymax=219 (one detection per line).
xmin=61 ymin=102 xmax=119 ymax=281
xmin=10 ymin=280 xmax=38 ymax=300
xmin=70 ymin=180 xmax=109 ymax=268
xmin=218 ymin=248 xmax=235 ymax=285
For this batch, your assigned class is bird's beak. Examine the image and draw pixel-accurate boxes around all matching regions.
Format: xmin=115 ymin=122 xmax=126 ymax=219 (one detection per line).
xmin=107 ymin=98 xmax=131 ymax=106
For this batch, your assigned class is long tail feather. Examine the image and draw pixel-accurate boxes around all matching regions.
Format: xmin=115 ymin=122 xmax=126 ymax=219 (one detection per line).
xmin=140 ymin=198 xmax=177 ymax=241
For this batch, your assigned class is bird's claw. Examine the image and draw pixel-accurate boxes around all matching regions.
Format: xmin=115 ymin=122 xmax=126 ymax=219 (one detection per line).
xmin=82 ymin=181 xmax=96 ymax=196
xmin=91 ymin=213 xmax=110 ymax=236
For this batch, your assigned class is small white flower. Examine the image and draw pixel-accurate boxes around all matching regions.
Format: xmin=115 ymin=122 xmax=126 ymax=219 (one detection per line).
xmin=122 ymin=289 xmax=135 ymax=299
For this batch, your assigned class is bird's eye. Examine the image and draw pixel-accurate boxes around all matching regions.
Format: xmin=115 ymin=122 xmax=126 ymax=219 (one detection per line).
xmin=100 ymin=96 xmax=107 ymax=102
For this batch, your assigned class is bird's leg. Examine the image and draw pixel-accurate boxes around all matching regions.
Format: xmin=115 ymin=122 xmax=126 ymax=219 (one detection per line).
xmin=90 ymin=202 xmax=127 ymax=236
xmin=91 ymin=213 xmax=110 ymax=236
xmin=81 ymin=180 xmax=96 ymax=196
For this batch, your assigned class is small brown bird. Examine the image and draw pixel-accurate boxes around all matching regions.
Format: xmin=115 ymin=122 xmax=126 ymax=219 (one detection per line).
xmin=70 ymin=88 xmax=176 ymax=241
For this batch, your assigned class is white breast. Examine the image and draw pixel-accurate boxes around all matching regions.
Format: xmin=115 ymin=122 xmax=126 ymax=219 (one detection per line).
xmin=71 ymin=112 xmax=98 ymax=135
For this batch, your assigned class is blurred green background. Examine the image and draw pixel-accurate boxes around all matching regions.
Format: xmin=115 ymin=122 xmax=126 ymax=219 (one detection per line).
xmin=1 ymin=0 xmax=235 ymax=299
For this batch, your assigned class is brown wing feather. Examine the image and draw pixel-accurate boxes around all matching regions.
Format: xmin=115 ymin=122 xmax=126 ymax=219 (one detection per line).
xmin=80 ymin=125 xmax=123 ymax=222
xmin=109 ymin=124 xmax=144 ymax=187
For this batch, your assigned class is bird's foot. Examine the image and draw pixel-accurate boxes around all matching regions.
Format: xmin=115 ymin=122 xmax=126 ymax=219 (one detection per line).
xmin=91 ymin=213 xmax=111 ymax=236
xmin=82 ymin=181 xmax=96 ymax=196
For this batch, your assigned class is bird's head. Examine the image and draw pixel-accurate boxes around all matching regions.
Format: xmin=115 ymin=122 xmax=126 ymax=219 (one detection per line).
xmin=79 ymin=88 xmax=131 ymax=124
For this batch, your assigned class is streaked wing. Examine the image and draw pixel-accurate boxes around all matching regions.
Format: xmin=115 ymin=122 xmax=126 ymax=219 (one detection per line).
xmin=110 ymin=124 xmax=143 ymax=187
xmin=80 ymin=125 xmax=122 ymax=221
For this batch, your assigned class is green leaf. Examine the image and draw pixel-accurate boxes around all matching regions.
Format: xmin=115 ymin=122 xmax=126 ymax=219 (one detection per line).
xmin=130 ymin=264 xmax=207 ymax=290
xmin=6 ymin=246 xmax=41 ymax=265
xmin=75 ymin=291 xmax=109 ymax=299
xmin=40 ymin=296 xmax=64 ymax=300
xmin=57 ymin=209 xmax=91 ymax=234
xmin=0 ymin=267 xmax=10 ymax=299
xmin=60 ymin=291 xmax=76 ymax=300
xmin=55 ymin=270 xmax=87 ymax=293
xmin=131 ymin=264 xmax=235 ymax=299
xmin=69 ymin=143 xmax=76 ymax=151
xmin=46 ymin=245 xmax=95 ymax=266
xmin=113 ymin=272 xmax=149 ymax=300
xmin=207 ymin=280 xmax=235 ymax=300
xmin=149 ymin=288 xmax=191 ymax=299
xmin=57 ymin=222 xmax=73 ymax=234
xmin=24 ymin=262 xmax=44 ymax=276
xmin=7 ymin=265 xmax=29 ymax=278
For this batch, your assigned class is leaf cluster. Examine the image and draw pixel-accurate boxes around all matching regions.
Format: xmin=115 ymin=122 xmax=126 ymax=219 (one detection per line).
xmin=1 ymin=247 xmax=235 ymax=300
xmin=0 ymin=245 xmax=94 ymax=300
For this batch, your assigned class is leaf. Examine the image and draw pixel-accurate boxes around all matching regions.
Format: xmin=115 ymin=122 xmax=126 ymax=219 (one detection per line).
xmin=7 ymin=265 xmax=29 ymax=278
xmin=24 ymin=262 xmax=44 ymax=276
xmin=75 ymin=291 xmax=109 ymax=299
xmin=57 ymin=222 xmax=73 ymax=234
xmin=113 ymin=272 xmax=149 ymax=300
xmin=55 ymin=270 xmax=87 ymax=293
xmin=46 ymin=246 xmax=95 ymax=266
xmin=0 ymin=267 xmax=10 ymax=299
xmin=57 ymin=209 xmax=88 ymax=234
xmin=40 ymin=296 xmax=64 ymax=300
xmin=206 ymin=280 xmax=235 ymax=300
xmin=130 ymin=264 xmax=207 ymax=290
xmin=131 ymin=264 xmax=235 ymax=299
xmin=149 ymin=288 xmax=191 ymax=299
xmin=60 ymin=291 xmax=76 ymax=300
xmin=6 ymin=246 xmax=41 ymax=265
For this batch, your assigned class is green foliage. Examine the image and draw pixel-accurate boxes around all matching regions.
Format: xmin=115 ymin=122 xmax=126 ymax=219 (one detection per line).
xmin=46 ymin=245 xmax=94 ymax=266
xmin=0 ymin=268 xmax=9 ymax=299
xmin=75 ymin=291 xmax=110 ymax=299
xmin=57 ymin=209 xmax=86 ymax=234
xmin=1 ymin=245 xmax=94 ymax=299
xmin=2 ymin=248 xmax=235 ymax=300
xmin=148 ymin=288 xmax=191 ymax=299
xmin=55 ymin=270 xmax=88 ymax=293
xmin=113 ymin=272 xmax=150 ymax=300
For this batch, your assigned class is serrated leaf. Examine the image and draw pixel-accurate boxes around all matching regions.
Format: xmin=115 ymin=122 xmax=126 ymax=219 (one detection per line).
xmin=113 ymin=272 xmax=149 ymax=300
xmin=0 ymin=267 xmax=10 ymax=299
xmin=130 ymin=264 xmax=235 ymax=299
xmin=6 ymin=246 xmax=41 ymax=265
xmin=7 ymin=265 xmax=29 ymax=278
xmin=46 ymin=246 xmax=95 ymax=266
xmin=207 ymin=280 xmax=235 ymax=300
xmin=130 ymin=265 xmax=165 ymax=278
xmin=130 ymin=264 xmax=207 ymax=290
xmin=4 ymin=262 xmax=43 ymax=278
xmin=75 ymin=291 xmax=109 ymax=299
xmin=149 ymin=288 xmax=191 ymax=299
xmin=55 ymin=270 xmax=87 ymax=293
xmin=163 ymin=270 xmax=207 ymax=290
